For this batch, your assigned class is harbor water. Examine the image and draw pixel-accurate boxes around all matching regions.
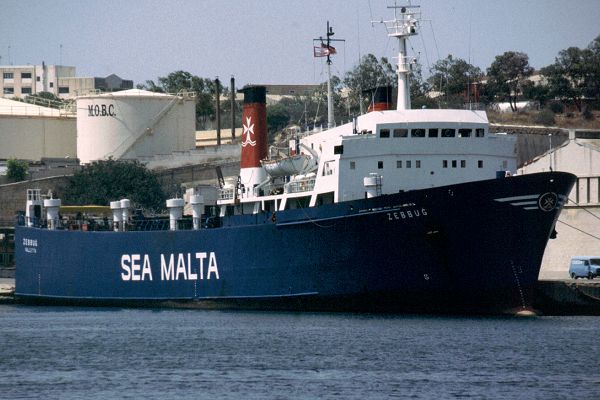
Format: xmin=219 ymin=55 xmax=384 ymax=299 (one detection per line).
xmin=1 ymin=305 xmax=600 ymax=399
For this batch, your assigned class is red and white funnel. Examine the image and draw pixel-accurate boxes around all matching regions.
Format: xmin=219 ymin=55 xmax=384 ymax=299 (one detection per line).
xmin=239 ymin=86 xmax=268 ymax=195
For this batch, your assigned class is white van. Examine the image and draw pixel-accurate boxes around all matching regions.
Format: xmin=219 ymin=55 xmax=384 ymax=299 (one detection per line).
xmin=569 ymin=257 xmax=600 ymax=279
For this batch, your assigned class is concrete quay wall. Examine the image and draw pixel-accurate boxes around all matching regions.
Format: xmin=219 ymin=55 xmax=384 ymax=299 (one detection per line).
xmin=490 ymin=124 xmax=569 ymax=166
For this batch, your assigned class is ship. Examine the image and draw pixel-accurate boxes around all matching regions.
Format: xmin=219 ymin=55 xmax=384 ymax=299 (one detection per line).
xmin=14 ymin=4 xmax=575 ymax=313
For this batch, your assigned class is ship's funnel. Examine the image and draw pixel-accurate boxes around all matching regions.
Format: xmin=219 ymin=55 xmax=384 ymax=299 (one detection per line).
xmin=239 ymin=85 xmax=268 ymax=196
xmin=367 ymin=86 xmax=393 ymax=112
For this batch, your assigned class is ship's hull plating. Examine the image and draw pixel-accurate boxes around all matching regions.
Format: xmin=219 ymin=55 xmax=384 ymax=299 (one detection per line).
xmin=15 ymin=172 xmax=575 ymax=313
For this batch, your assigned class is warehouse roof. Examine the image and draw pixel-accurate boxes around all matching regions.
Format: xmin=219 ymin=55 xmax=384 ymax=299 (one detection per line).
xmin=0 ymin=97 xmax=63 ymax=117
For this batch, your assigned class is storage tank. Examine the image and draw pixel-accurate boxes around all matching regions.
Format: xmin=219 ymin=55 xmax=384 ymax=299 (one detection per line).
xmin=76 ymin=89 xmax=196 ymax=164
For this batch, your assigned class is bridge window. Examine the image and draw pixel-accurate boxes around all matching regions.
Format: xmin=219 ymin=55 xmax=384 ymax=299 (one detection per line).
xmin=476 ymin=128 xmax=485 ymax=137
xmin=458 ymin=128 xmax=471 ymax=137
xmin=380 ymin=129 xmax=390 ymax=138
xmin=428 ymin=128 xmax=439 ymax=137
xmin=334 ymin=145 xmax=343 ymax=155
xmin=442 ymin=128 xmax=455 ymax=137
xmin=411 ymin=128 xmax=426 ymax=138
xmin=393 ymin=128 xmax=408 ymax=137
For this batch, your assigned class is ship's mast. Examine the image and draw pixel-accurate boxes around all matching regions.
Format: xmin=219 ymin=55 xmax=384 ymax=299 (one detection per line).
xmin=314 ymin=22 xmax=344 ymax=128
xmin=380 ymin=3 xmax=420 ymax=110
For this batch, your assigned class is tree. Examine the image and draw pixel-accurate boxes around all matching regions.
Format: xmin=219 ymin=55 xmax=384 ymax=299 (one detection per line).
xmin=6 ymin=158 xmax=28 ymax=182
xmin=266 ymin=102 xmax=291 ymax=134
xmin=344 ymin=54 xmax=396 ymax=115
xmin=138 ymin=71 xmax=218 ymax=129
xmin=486 ymin=51 xmax=534 ymax=111
xmin=272 ymin=91 xmax=328 ymax=130
xmin=521 ymin=80 xmax=550 ymax=107
xmin=586 ymin=35 xmax=600 ymax=101
xmin=427 ymin=55 xmax=482 ymax=108
xmin=541 ymin=36 xmax=600 ymax=111
xmin=310 ymin=75 xmax=347 ymax=126
xmin=64 ymin=159 xmax=166 ymax=212
xmin=410 ymin=62 xmax=435 ymax=109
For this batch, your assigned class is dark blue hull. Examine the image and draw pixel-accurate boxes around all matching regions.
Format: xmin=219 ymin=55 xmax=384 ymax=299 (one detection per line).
xmin=15 ymin=172 xmax=575 ymax=313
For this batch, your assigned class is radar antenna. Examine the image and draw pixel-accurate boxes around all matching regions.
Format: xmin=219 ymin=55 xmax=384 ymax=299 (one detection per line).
xmin=373 ymin=2 xmax=421 ymax=110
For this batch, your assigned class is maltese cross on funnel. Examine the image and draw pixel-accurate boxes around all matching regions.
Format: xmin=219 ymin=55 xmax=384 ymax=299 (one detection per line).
xmin=241 ymin=116 xmax=256 ymax=147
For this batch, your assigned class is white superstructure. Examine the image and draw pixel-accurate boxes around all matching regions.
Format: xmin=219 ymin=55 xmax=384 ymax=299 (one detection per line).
xmin=216 ymin=4 xmax=516 ymax=214
xmin=301 ymin=109 xmax=515 ymax=203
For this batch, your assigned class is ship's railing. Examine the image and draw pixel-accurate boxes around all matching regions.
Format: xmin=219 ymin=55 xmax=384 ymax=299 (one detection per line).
xmin=16 ymin=212 xmax=226 ymax=231
xmin=284 ymin=177 xmax=316 ymax=194
xmin=262 ymin=183 xmax=284 ymax=196
xmin=16 ymin=216 xmax=203 ymax=231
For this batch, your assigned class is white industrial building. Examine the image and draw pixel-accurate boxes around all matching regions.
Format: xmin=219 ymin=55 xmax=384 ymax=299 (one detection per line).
xmin=0 ymin=97 xmax=76 ymax=160
xmin=76 ymin=89 xmax=196 ymax=164
xmin=1 ymin=64 xmax=75 ymax=99
xmin=519 ymin=130 xmax=600 ymax=279
xmin=1 ymin=64 xmax=133 ymax=99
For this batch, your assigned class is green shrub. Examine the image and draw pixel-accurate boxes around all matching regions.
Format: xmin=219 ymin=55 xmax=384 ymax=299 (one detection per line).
xmin=64 ymin=158 xmax=166 ymax=212
xmin=548 ymin=102 xmax=564 ymax=114
xmin=534 ymin=109 xmax=555 ymax=126
xmin=6 ymin=158 xmax=28 ymax=182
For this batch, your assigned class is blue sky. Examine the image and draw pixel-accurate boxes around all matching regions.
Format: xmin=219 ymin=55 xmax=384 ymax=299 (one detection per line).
xmin=1 ymin=0 xmax=599 ymax=87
